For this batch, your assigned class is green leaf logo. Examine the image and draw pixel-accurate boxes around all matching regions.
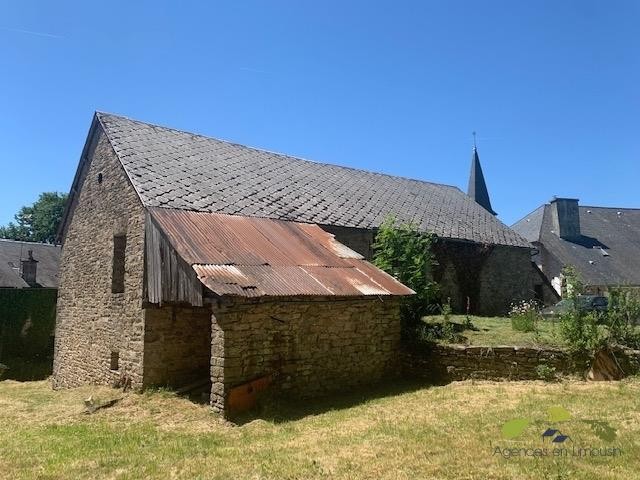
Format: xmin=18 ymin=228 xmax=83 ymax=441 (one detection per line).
xmin=547 ymin=406 xmax=571 ymax=423
xmin=502 ymin=418 xmax=530 ymax=439
xmin=583 ymin=420 xmax=617 ymax=442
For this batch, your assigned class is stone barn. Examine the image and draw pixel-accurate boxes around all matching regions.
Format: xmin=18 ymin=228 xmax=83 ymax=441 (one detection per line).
xmin=53 ymin=113 xmax=412 ymax=414
xmin=58 ymin=113 xmax=535 ymax=316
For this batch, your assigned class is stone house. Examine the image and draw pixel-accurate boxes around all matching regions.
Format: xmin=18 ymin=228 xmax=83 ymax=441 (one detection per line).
xmin=0 ymin=239 xmax=61 ymax=378
xmin=0 ymin=239 xmax=60 ymax=289
xmin=512 ymin=197 xmax=640 ymax=296
xmin=53 ymin=113 xmax=413 ymax=414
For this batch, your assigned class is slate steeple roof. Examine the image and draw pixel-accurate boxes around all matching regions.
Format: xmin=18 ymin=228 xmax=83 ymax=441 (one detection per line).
xmin=467 ymin=146 xmax=497 ymax=216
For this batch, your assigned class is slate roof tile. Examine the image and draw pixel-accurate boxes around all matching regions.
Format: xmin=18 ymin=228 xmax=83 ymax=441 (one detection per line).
xmin=512 ymin=204 xmax=640 ymax=285
xmin=97 ymin=113 xmax=530 ymax=248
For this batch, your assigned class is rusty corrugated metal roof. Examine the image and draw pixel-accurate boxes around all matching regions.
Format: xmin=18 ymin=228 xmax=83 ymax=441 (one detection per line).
xmin=149 ymin=208 xmax=414 ymax=298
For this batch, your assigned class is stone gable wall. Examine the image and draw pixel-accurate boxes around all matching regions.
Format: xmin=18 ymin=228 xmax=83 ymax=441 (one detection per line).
xmin=209 ymin=296 xmax=402 ymax=413
xmin=53 ymin=127 xmax=146 ymax=389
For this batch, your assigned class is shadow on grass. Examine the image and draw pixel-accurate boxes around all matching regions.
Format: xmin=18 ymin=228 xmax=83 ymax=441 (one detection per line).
xmin=230 ymin=376 xmax=439 ymax=425
xmin=0 ymin=357 xmax=52 ymax=381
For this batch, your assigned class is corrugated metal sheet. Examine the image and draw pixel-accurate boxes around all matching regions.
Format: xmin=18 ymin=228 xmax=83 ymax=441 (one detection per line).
xmin=149 ymin=208 xmax=414 ymax=298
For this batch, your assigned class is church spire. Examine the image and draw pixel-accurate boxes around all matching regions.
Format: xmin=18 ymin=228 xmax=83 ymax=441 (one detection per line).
xmin=467 ymin=135 xmax=496 ymax=215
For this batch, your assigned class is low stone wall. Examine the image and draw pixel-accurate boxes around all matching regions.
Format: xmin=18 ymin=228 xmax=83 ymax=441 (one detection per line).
xmin=210 ymin=296 xmax=402 ymax=414
xmin=403 ymin=343 xmax=640 ymax=382
xmin=403 ymin=344 xmax=571 ymax=382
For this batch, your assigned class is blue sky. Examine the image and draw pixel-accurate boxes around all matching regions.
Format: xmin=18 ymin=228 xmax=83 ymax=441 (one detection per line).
xmin=1 ymin=1 xmax=638 ymax=227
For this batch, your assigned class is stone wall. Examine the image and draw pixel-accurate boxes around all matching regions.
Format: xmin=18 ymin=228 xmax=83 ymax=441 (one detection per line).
xmin=53 ymin=127 xmax=147 ymax=389
xmin=324 ymin=224 xmax=535 ymax=316
xmin=477 ymin=245 xmax=535 ymax=315
xmin=320 ymin=225 xmax=375 ymax=259
xmin=403 ymin=344 xmax=571 ymax=382
xmin=403 ymin=344 xmax=640 ymax=383
xmin=143 ymin=305 xmax=212 ymax=388
xmin=209 ymin=296 xmax=401 ymax=413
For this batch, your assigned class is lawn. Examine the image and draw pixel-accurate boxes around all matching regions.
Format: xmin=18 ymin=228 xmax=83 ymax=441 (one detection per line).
xmin=1 ymin=378 xmax=639 ymax=479
xmin=423 ymin=315 xmax=567 ymax=349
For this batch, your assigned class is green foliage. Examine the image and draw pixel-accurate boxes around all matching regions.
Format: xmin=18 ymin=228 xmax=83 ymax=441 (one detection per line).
xmin=535 ymin=363 xmax=557 ymax=382
xmin=558 ymin=266 xmax=604 ymax=361
xmin=437 ymin=300 xmax=463 ymax=343
xmin=509 ymin=300 xmax=539 ymax=333
xmin=559 ymin=266 xmax=640 ymax=362
xmin=559 ymin=311 xmax=605 ymax=361
xmin=0 ymin=192 xmax=68 ymax=243
xmin=606 ymin=288 xmax=640 ymax=349
xmin=373 ymin=216 xmax=439 ymax=332
xmin=0 ymin=289 xmax=57 ymax=380
xmin=561 ymin=264 xmax=584 ymax=298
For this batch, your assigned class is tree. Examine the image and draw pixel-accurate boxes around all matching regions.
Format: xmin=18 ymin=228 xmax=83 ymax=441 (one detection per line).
xmin=0 ymin=192 xmax=68 ymax=244
xmin=372 ymin=216 xmax=439 ymax=331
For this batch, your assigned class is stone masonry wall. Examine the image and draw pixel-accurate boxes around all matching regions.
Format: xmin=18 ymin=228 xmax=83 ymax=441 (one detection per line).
xmin=324 ymin=224 xmax=535 ymax=316
xmin=53 ymin=127 xmax=146 ymax=389
xmin=403 ymin=344 xmax=640 ymax=382
xmin=143 ymin=305 xmax=211 ymax=388
xmin=403 ymin=344 xmax=571 ymax=382
xmin=209 ymin=296 xmax=401 ymax=413
xmin=477 ymin=245 xmax=534 ymax=315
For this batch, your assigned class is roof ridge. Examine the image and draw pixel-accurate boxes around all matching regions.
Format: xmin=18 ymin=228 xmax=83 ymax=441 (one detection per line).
xmin=0 ymin=238 xmax=61 ymax=247
xmin=579 ymin=205 xmax=640 ymax=211
xmin=96 ymin=112 xmax=462 ymax=191
xmin=511 ymin=204 xmax=547 ymax=226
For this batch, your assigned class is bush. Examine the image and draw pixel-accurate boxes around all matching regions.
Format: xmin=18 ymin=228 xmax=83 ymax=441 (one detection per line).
xmin=373 ymin=216 xmax=439 ymax=337
xmin=558 ymin=267 xmax=640 ymax=362
xmin=509 ymin=300 xmax=539 ymax=333
xmin=535 ymin=363 xmax=557 ymax=381
xmin=606 ymin=288 xmax=640 ymax=349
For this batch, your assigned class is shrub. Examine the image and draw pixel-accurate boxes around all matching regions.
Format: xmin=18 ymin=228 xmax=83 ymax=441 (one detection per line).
xmin=606 ymin=288 xmax=640 ymax=349
xmin=373 ymin=216 xmax=439 ymax=337
xmin=509 ymin=300 xmax=539 ymax=333
xmin=558 ymin=268 xmax=640 ymax=363
xmin=535 ymin=363 xmax=557 ymax=381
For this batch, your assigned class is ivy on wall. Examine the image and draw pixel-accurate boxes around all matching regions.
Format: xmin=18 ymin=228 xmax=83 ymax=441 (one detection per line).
xmin=0 ymin=289 xmax=57 ymax=380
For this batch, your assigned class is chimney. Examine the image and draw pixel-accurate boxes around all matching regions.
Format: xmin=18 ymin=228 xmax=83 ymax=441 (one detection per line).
xmin=550 ymin=197 xmax=581 ymax=240
xmin=20 ymin=250 xmax=38 ymax=286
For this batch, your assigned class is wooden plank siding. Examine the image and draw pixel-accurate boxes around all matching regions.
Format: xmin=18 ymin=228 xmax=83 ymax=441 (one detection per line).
xmin=144 ymin=212 xmax=204 ymax=306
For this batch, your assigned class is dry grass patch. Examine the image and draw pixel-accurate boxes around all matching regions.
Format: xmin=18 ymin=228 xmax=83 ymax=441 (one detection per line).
xmin=0 ymin=378 xmax=638 ymax=479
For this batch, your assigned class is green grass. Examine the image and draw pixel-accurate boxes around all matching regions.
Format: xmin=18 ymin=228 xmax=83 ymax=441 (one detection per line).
xmin=1 ymin=378 xmax=639 ymax=479
xmin=423 ymin=315 xmax=567 ymax=348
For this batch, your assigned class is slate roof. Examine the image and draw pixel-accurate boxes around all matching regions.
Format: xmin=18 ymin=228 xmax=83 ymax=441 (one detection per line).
xmin=512 ymin=204 xmax=640 ymax=286
xmin=467 ymin=147 xmax=496 ymax=215
xmin=0 ymin=239 xmax=61 ymax=288
xmin=94 ymin=113 xmax=530 ymax=248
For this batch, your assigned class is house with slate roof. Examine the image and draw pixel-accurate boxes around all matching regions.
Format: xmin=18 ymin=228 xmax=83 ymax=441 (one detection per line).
xmin=0 ymin=239 xmax=61 ymax=378
xmin=53 ymin=112 xmax=537 ymax=414
xmin=512 ymin=197 xmax=640 ymax=296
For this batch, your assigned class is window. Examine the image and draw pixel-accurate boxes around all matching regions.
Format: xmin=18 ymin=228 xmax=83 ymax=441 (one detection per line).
xmin=110 ymin=351 xmax=119 ymax=371
xmin=111 ymin=235 xmax=126 ymax=293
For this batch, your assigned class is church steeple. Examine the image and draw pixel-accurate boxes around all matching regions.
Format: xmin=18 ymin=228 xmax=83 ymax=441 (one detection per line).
xmin=467 ymin=137 xmax=496 ymax=215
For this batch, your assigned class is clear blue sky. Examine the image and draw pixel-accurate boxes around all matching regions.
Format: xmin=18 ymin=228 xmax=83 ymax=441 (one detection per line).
xmin=1 ymin=1 xmax=638 ymax=227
